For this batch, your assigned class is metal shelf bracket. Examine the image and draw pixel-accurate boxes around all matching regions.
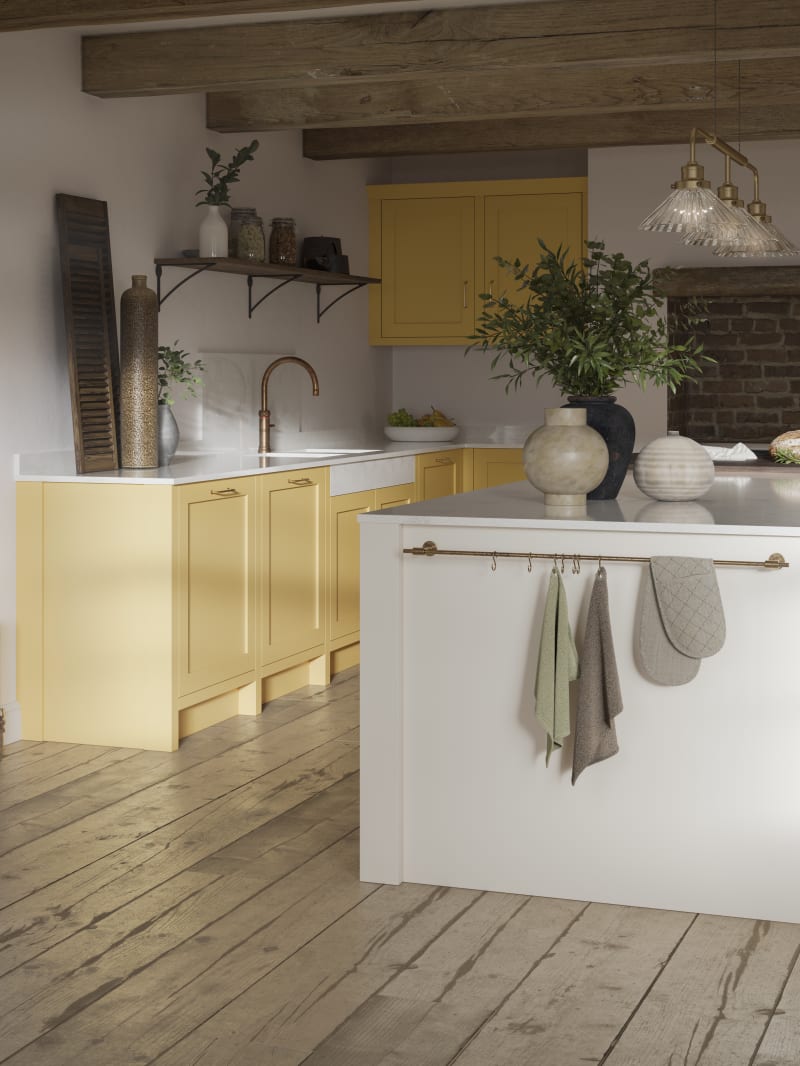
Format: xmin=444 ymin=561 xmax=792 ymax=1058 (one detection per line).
xmin=316 ymin=282 xmax=367 ymax=323
xmin=155 ymin=262 xmax=214 ymax=309
xmin=247 ymin=273 xmax=300 ymax=318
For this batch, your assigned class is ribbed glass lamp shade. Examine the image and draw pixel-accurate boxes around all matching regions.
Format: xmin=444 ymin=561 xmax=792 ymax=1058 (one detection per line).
xmin=713 ymin=206 xmax=781 ymax=257
xmin=639 ymin=186 xmax=740 ymax=233
xmin=758 ymin=221 xmax=799 ymax=257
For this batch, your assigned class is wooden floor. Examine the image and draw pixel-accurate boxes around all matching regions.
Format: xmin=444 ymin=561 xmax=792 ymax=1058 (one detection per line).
xmin=2 ymin=669 xmax=800 ymax=1065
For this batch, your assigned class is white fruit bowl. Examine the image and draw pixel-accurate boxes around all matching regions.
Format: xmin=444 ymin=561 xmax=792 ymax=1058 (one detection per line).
xmin=384 ymin=425 xmax=460 ymax=442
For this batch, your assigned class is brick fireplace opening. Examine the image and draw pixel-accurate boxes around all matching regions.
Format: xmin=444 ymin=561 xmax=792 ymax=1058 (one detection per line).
xmin=656 ymin=266 xmax=800 ymax=445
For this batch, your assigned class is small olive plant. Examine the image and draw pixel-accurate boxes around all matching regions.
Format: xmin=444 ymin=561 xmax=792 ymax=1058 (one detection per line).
xmin=157 ymin=342 xmax=205 ymax=406
xmin=468 ymin=239 xmax=712 ymax=397
xmin=195 ymin=140 xmax=259 ymax=206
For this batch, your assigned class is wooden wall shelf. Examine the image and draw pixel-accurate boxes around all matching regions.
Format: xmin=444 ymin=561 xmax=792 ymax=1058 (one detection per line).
xmin=154 ymin=256 xmax=381 ymax=321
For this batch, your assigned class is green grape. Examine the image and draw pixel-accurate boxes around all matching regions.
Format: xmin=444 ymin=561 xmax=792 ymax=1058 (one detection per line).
xmin=388 ymin=407 xmax=416 ymax=427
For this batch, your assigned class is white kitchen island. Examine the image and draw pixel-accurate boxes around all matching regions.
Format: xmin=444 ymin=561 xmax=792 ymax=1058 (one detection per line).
xmin=359 ymin=474 xmax=800 ymax=923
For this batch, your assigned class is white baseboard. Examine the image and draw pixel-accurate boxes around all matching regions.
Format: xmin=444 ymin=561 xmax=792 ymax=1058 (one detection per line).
xmin=2 ymin=701 xmax=22 ymax=746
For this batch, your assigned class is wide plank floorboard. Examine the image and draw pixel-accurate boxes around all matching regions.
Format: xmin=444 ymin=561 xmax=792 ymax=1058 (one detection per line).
xmin=1 ymin=666 xmax=799 ymax=1065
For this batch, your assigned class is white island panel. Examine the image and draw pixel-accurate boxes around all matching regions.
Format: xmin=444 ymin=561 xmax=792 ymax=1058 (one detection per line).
xmin=360 ymin=477 xmax=800 ymax=922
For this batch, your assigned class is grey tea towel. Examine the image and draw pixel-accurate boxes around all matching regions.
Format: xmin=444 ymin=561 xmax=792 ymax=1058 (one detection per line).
xmin=535 ymin=568 xmax=579 ymax=765
xmin=572 ymin=567 xmax=623 ymax=784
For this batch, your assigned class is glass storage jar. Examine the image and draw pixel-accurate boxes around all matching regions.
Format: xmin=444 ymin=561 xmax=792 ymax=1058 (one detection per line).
xmin=228 ymin=206 xmax=257 ymax=257
xmin=269 ymin=217 xmax=297 ymax=265
xmin=237 ymin=216 xmax=266 ymax=262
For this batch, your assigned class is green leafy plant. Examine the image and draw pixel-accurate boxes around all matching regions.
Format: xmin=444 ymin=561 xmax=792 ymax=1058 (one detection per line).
xmin=195 ymin=140 xmax=259 ymax=206
xmin=157 ymin=342 xmax=204 ymax=406
xmin=467 ymin=239 xmax=712 ymax=397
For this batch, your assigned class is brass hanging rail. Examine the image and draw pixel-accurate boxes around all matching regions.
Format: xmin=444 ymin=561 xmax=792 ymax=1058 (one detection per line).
xmin=403 ymin=541 xmax=788 ymax=570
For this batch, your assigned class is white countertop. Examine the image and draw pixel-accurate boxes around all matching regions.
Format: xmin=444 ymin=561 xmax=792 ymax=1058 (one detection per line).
xmin=13 ymin=440 xmax=481 ymax=486
xmin=362 ymin=474 xmax=800 ymax=536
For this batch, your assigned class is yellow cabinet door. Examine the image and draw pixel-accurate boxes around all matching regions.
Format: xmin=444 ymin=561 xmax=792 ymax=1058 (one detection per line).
xmin=375 ymin=482 xmax=415 ymax=510
xmin=483 ymin=184 xmax=586 ymax=304
xmin=329 ymin=488 xmax=374 ymax=643
xmin=177 ymin=478 xmax=256 ymax=697
xmin=259 ymin=468 xmax=326 ymax=667
xmin=472 ymin=448 xmax=526 ymax=490
xmin=415 ymin=450 xmax=463 ymax=501
xmin=376 ymin=196 xmax=476 ymax=344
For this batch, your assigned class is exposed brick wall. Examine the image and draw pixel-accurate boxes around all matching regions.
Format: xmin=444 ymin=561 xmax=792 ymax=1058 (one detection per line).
xmin=668 ymin=296 xmax=800 ymax=444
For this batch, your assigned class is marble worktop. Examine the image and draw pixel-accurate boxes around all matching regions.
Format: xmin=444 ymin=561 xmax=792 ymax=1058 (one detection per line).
xmin=13 ymin=439 xmax=480 ymax=486
xmin=363 ymin=473 xmax=800 ymax=536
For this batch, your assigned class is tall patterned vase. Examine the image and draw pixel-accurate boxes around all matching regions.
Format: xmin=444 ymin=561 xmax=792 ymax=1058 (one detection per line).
xmin=119 ymin=274 xmax=159 ymax=469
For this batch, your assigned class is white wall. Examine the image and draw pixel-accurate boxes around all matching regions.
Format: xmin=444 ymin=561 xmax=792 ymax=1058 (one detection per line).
xmin=392 ymin=139 xmax=800 ymax=447
xmin=0 ymin=28 xmax=390 ymax=741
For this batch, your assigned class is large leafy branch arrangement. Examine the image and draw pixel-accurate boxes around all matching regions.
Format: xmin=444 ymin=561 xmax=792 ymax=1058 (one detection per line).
xmin=468 ymin=240 xmax=712 ymax=397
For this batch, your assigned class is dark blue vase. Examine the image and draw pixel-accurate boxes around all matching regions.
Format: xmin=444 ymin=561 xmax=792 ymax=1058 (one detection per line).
xmin=562 ymin=396 xmax=635 ymax=500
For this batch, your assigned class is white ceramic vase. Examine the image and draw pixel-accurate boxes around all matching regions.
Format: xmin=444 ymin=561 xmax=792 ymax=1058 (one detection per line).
xmin=633 ymin=430 xmax=714 ymax=501
xmin=199 ymin=204 xmax=229 ymax=258
xmin=523 ymin=407 xmax=609 ymax=506
xmin=157 ymin=404 xmax=180 ymax=466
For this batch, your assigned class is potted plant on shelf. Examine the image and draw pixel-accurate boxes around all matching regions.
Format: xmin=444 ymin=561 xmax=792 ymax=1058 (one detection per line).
xmin=195 ymin=140 xmax=259 ymax=258
xmin=468 ymin=239 xmax=711 ymax=499
xmin=157 ymin=342 xmax=205 ymax=465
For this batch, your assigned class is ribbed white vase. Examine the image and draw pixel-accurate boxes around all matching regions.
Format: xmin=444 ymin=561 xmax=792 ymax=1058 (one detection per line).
xmin=633 ymin=430 xmax=714 ymax=501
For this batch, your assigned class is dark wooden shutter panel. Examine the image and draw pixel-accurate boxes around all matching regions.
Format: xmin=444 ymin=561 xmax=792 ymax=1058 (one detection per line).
xmin=56 ymin=194 xmax=120 ymax=473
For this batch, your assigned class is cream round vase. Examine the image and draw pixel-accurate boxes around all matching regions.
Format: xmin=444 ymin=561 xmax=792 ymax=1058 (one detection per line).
xmin=523 ymin=408 xmax=609 ymax=505
xmin=633 ymin=430 xmax=714 ymax=501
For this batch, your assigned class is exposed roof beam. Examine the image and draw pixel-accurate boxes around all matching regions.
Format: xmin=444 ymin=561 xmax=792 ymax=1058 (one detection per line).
xmin=207 ymin=58 xmax=800 ymax=131
xmin=0 ymin=0 xmax=403 ymax=32
xmin=82 ymin=0 xmax=800 ymax=98
xmin=301 ymin=104 xmax=800 ymax=158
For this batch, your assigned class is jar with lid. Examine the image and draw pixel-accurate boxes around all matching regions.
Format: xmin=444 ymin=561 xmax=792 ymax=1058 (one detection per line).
xmin=237 ymin=216 xmax=266 ymax=262
xmin=228 ymin=207 xmax=257 ymax=257
xmin=269 ymin=218 xmax=297 ymax=265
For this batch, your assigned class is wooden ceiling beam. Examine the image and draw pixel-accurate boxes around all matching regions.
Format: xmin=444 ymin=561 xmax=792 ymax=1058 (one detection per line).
xmin=82 ymin=0 xmax=800 ymax=98
xmin=207 ymin=58 xmax=800 ymax=131
xmin=301 ymin=104 xmax=800 ymax=159
xmin=0 ymin=0 xmax=402 ymax=32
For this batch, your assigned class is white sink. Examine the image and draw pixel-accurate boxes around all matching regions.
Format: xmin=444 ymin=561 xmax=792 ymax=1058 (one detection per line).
xmin=256 ymin=448 xmax=382 ymax=458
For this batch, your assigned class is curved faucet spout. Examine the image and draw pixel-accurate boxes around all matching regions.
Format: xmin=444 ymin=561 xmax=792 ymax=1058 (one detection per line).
xmin=259 ymin=356 xmax=320 ymax=454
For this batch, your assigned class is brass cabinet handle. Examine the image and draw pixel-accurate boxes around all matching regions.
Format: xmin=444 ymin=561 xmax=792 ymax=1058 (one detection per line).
xmin=288 ymin=477 xmax=313 ymax=486
xmin=210 ymin=487 xmax=240 ymax=497
xmin=435 ymin=457 xmax=454 ymax=465
xmin=463 ymin=281 xmax=468 ymax=308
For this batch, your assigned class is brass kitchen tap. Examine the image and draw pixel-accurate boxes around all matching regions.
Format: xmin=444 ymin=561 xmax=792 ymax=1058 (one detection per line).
xmin=259 ymin=356 xmax=320 ymax=454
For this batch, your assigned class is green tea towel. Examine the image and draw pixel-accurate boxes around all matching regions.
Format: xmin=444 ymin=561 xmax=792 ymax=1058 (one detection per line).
xmin=572 ymin=567 xmax=623 ymax=784
xmin=535 ymin=568 xmax=579 ymax=765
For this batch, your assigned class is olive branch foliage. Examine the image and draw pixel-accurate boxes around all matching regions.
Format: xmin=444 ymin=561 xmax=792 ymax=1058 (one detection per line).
xmin=467 ymin=240 xmax=712 ymax=397
xmin=195 ymin=140 xmax=259 ymax=207
xmin=157 ymin=342 xmax=205 ymax=407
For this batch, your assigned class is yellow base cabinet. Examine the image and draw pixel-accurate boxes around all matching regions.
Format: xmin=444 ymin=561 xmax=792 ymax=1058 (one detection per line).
xmin=328 ymin=482 xmax=415 ymax=656
xmin=472 ymin=448 xmax=525 ymax=490
xmin=258 ymin=467 xmax=326 ymax=671
xmin=369 ymin=177 xmax=587 ymax=346
xmin=17 ymin=477 xmax=259 ymax=752
xmin=415 ymin=450 xmax=463 ymax=501
xmin=177 ymin=478 xmax=256 ymax=699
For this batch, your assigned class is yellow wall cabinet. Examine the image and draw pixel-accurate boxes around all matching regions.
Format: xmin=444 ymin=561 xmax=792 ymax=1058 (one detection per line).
xmin=258 ymin=468 xmax=326 ymax=684
xmin=415 ymin=450 xmax=463 ymax=501
xmin=368 ymin=177 xmax=587 ymax=346
xmin=328 ymin=482 xmax=415 ymax=663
